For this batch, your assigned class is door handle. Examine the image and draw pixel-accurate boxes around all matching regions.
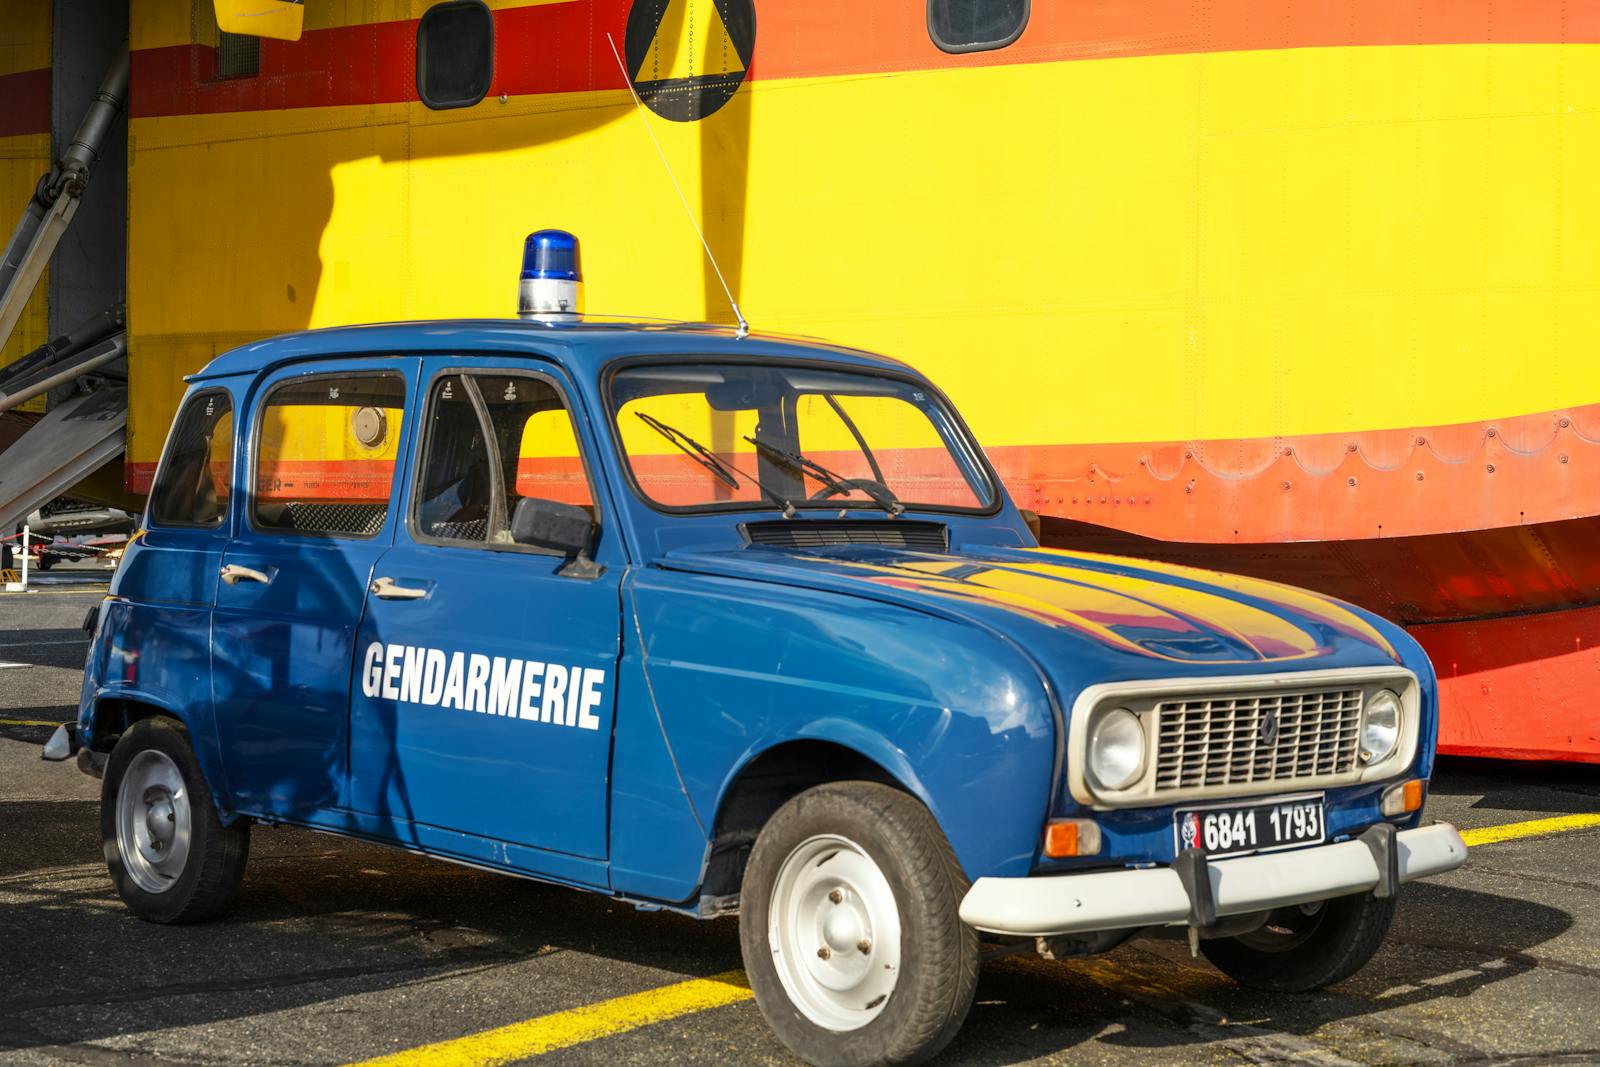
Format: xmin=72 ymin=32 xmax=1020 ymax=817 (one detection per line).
xmin=220 ymin=564 xmax=271 ymax=586
xmin=370 ymin=576 xmax=429 ymax=600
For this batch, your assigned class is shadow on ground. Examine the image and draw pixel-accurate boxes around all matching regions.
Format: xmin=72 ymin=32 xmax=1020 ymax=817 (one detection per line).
xmin=1433 ymin=756 xmax=1600 ymax=814
xmin=0 ymin=784 xmax=1577 ymax=1063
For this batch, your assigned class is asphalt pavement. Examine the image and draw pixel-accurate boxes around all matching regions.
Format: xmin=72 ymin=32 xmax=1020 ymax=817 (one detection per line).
xmin=2 ymin=584 xmax=1598 ymax=1066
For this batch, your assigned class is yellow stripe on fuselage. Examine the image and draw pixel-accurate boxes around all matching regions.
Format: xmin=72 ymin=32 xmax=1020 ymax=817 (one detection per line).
xmin=125 ymin=42 xmax=1600 ymax=472
xmin=0 ymin=0 xmax=49 ymax=77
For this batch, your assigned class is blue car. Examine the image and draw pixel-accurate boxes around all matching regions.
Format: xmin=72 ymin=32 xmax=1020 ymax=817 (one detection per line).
xmin=50 ymin=237 xmax=1465 ymax=1066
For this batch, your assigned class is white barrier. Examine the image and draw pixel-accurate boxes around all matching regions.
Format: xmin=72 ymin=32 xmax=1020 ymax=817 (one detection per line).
xmin=3 ymin=524 xmax=27 ymax=592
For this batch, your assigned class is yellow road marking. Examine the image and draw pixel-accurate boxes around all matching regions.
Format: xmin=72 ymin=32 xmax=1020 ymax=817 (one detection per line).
xmin=0 ymin=718 xmax=65 ymax=727
xmin=0 ymin=586 xmax=110 ymax=596
xmin=1460 ymin=813 xmax=1600 ymax=847
xmin=338 ymin=813 xmax=1600 ymax=1064
xmin=346 ymin=970 xmax=752 ymax=1067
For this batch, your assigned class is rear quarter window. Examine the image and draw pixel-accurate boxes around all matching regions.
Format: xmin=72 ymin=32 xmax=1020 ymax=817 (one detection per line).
xmin=148 ymin=391 xmax=234 ymax=528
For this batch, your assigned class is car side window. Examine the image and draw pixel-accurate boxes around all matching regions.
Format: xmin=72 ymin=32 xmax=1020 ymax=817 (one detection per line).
xmin=413 ymin=372 xmax=594 ymax=551
xmin=253 ymin=373 xmax=408 ymax=538
xmin=149 ymin=391 xmax=234 ymax=528
xmin=927 ymin=0 xmax=1029 ymax=54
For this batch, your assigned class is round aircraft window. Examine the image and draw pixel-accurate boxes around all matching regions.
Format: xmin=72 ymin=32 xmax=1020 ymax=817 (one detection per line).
xmin=352 ymin=406 xmax=388 ymax=448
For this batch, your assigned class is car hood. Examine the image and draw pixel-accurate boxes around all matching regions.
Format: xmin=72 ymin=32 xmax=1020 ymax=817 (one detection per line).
xmin=656 ymin=542 xmax=1402 ymax=680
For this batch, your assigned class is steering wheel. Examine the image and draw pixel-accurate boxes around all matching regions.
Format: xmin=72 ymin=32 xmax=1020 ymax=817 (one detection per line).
xmin=809 ymin=477 xmax=898 ymax=502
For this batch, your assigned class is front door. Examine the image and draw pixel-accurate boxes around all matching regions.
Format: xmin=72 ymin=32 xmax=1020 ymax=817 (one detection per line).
xmin=348 ymin=359 xmax=622 ymax=862
xmin=212 ymin=360 xmax=418 ymax=816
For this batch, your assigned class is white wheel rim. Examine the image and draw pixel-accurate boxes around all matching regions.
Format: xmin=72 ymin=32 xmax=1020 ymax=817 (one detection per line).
xmin=767 ymin=833 xmax=902 ymax=1031
xmin=116 ymin=748 xmax=192 ymax=894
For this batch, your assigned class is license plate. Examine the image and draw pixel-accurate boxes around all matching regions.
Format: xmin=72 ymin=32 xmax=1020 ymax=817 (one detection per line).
xmin=1174 ymin=795 xmax=1325 ymax=859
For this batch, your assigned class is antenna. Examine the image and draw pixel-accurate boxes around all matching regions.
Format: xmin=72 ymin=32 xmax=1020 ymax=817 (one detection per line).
xmin=605 ymin=33 xmax=749 ymax=338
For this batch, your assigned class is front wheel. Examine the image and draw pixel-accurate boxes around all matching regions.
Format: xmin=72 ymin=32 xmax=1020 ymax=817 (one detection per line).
xmin=1201 ymin=892 xmax=1396 ymax=992
xmin=739 ymin=782 xmax=978 ymax=1067
xmin=101 ymin=717 xmax=250 ymax=924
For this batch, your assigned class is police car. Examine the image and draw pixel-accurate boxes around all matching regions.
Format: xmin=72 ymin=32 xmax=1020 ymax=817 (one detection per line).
xmin=49 ymin=232 xmax=1466 ymax=1066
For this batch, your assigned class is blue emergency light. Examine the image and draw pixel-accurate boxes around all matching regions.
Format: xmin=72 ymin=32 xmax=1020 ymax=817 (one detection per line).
xmin=519 ymin=230 xmax=584 ymax=320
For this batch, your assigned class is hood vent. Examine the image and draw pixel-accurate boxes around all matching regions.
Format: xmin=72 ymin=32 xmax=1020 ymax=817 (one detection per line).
xmin=742 ymin=519 xmax=949 ymax=551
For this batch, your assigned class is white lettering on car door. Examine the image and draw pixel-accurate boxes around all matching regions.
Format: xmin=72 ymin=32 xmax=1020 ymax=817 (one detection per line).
xmin=358 ymin=641 xmax=606 ymax=730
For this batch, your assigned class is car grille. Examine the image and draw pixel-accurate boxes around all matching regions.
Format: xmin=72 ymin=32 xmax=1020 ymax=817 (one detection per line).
xmin=1152 ymin=687 xmax=1364 ymax=791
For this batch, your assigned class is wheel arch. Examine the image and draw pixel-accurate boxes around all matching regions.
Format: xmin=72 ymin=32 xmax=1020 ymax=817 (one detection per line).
xmin=86 ymin=694 xmax=186 ymax=750
xmin=87 ymin=696 xmax=238 ymax=822
xmin=698 ymin=733 xmax=933 ymax=908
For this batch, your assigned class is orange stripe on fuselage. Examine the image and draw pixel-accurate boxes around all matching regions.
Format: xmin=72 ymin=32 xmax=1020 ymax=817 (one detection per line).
xmin=998 ymin=401 xmax=1600 ymax=544
xmin=128 ymin=0 xmax=1599 ymax=118
xmin=753 ymin=0 xmax=1599 ymax=80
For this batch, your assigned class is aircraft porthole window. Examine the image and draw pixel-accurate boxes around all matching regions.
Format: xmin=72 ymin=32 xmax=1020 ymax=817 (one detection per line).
xmin=417 ymin=0 xmax=495 ymax=111
xmin=927 ymin=0 xmax=1030 ymax=54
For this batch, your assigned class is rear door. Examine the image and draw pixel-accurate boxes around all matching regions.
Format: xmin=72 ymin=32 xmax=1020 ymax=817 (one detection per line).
xmin=212 ymin=359 xmax=418 ymax=817
xmin=347 ymin=357 xmax=621 ymax=864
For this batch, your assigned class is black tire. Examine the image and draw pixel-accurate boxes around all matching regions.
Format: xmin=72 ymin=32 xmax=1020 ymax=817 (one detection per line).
xmin=101 ymin=717 xmax=249 ymax=924
xmin=739 ymin=782 xmax=979 ymax=1067
xmin=1201 ymin=892 xmax=1396 ymax=992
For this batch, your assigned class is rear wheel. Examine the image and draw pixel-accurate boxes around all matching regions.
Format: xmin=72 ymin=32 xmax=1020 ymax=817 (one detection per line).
xmin=101 ymin=717 xmax=249 ymax=924
xmin=739 ymin=782 xmax=978 ymax=1067
xmin=1201 ymin=892 xmax=1396 ymax=992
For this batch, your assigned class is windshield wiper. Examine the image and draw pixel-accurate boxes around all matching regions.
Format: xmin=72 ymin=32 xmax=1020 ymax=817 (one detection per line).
xmin=742 ymin=436 xmax=905 ymax=516
xmin=634 ymin=412 xmax=796 ymax=517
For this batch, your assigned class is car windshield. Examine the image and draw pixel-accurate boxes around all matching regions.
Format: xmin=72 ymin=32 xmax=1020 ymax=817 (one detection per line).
xmin=609 ymin=363 xmax=997 ymax=514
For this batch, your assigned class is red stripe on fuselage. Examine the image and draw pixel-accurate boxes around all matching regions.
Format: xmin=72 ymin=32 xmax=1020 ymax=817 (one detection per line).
xmin=0 ymin=67 xmax=50 ymax=137
xmin=129 ymin=0 xmax=1598 ymax=119
xmin=131 ymin=1 xmax=633 ymax=118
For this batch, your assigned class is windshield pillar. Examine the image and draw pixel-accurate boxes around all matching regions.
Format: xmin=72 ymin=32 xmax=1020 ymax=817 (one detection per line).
xmin=755 ymin=394 xmax=803 ymax=500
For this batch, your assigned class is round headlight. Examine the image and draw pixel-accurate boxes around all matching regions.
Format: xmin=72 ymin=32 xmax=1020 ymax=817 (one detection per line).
xmin=1088 ymin=708 xmax=1147 ymax=791
xmin=1361 ymin=688 xmax=1402 ymax=763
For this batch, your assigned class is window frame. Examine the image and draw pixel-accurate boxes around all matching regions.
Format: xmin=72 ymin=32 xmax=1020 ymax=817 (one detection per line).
xmin=601 ymin=354 xmax=1004 ymax=519
xmin=407 ymin=365 xmax=604 ymax=559
xmin=246 ymin=369 xmax=410 ymax=542
xmin=146 ymin=387 xmax=236 ymax=531
xmin=926 ymin=0 xmax=1031 ymax=55
xmin=416 ymin=0 xmax=495 ymax=111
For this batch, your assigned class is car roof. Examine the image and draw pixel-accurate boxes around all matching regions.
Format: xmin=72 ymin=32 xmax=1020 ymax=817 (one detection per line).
xmin=189 ymin=318 xmax=917 ymax=382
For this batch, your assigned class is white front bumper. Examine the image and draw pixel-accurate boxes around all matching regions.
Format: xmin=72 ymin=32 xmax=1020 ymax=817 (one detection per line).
xmin=960 ymin=822 xmax=1467 ymax=937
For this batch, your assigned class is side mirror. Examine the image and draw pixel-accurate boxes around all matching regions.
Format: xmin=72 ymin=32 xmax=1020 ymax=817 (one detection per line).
xmin=510 ymin=497 xmax=593 ymax=557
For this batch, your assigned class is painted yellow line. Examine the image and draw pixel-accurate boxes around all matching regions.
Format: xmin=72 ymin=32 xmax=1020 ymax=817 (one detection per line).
xmin=0 ymin=718 xmax=66 ymax=727
xmin=0 ymin=586 xmax=110 ymax=596
xmin=347 ymin=970 xmax=753 ymax=1067
xmin=336 ymin=815 xmax=1600 ymax=1065
xmin=1460 ymin=813 xmax=1600 ymax=847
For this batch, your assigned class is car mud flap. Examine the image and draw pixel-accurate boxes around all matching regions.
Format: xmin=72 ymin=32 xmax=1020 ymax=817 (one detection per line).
xmin=1360 ymin=823 xmax=1401 ymax=899
xmin=77 ymin=747 xmax=106 ymax=779
xmin=1172 ymin=846 xmax=1216 ymax=956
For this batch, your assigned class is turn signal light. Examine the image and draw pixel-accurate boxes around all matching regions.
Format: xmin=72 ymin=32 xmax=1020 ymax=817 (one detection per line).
xmin=1043 ymin=819 xmax=1102 ymax=858
xmin=1381 ymin=778 xmax=1425 ymax=817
